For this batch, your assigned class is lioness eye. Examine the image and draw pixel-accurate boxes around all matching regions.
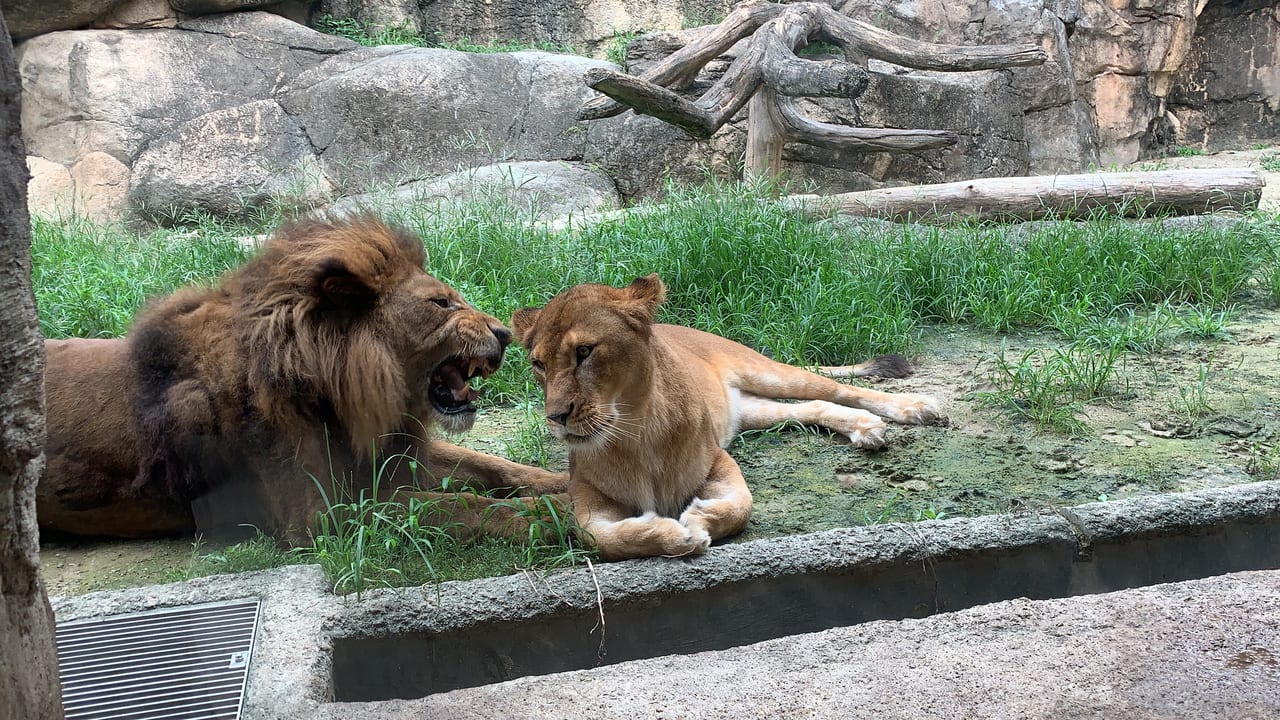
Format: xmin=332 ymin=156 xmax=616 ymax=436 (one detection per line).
xmin=576 ymin=345 xmax=594 ymax=361
xmin=530 ymin=359 xmax=545 ymax=373
xmin=430 ymin=297 xmax=450 ymax=308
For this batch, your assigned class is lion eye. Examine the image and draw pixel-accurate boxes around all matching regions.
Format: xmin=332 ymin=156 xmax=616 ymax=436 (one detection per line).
xmin=530 ymin=359 xmax=545 ymax=373
xmin=575 ymin=345 xmax=594 ymax=362
xmin=430 ymin=297 xmax=451 ymax=308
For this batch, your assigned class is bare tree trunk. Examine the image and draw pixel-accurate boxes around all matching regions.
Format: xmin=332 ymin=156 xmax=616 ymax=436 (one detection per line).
xmin=0 ymin=8 xmax=64 ymax=720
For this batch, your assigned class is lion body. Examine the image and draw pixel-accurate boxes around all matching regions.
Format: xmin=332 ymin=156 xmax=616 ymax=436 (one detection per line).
xmin=512 ymin=276 xmax=942 ymax=560
xmin=39 ymin=215 xmax=565 ymax=543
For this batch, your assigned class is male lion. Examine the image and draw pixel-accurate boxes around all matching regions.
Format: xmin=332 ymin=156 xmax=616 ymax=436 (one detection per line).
xmin=511 ymin=274 xmax=942 ymax=561
xmin=40 ymin=214 xmax=565 ymax=544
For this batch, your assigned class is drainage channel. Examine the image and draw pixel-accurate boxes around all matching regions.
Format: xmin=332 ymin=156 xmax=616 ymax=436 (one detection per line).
xmin=328 ymin=481 xmax=1280 ymax=702
xmin=56 ymin=598 xmax=262 ymax=720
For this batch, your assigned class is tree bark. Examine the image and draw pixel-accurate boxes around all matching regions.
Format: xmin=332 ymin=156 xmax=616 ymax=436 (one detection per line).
xmin=786 ymin=168 xmax=1267 ymax=222
xmin=0 ymin=7 xmax=64 ymax=720
xmin=540 ymin=168 xmax=1266 ymax=231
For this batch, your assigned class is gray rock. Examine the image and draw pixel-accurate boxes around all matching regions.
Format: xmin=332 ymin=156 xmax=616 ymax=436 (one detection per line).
xmin=0 ymin=0 xmax=127 ymax=38
xmin=1169 ymin=0 xmax=1280 ymax=150
xmin=130 ymin=100 xmax=333 ymax=222
xmin=325 ymin=160 xmax=620 ymax=224
xmin=281 ymin=49 xmax=610 ymax=193
xmin=170 ymin=0 xmax=283 ymax=13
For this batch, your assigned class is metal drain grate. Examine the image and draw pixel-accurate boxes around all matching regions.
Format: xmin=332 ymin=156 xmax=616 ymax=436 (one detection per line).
xmin=55 ymin=598 xmax=261 ymax=720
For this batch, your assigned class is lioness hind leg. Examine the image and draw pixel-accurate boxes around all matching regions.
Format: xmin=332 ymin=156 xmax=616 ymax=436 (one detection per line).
xmin=678 ymin=449 xmax=752 ymax=542
xmin=737 ymin=394 xmax=888 ymax=449
xmin=571 ymin=483 xmax=710 ymax=561
xmin=734 ymin=359 xmax=943 ymax=426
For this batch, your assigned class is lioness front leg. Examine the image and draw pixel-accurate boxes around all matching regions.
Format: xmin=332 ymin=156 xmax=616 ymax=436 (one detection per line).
xmin=572 ymin=483 xmax=710 ymax=561
xmin=737 ymin=360 xmax=943 ymax=426
xmin=678 ymin=449 xmax=753 ymax=542
xmin=737 ymin=394 xmax=889 ymax=448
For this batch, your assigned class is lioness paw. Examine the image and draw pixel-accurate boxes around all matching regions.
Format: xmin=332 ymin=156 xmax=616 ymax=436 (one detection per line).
xmin=675 ymin=524 xmax=712 ymax=556
xmin=848 ymin=424 xmax=887 ymax=449
xmin=888 ymin=393 xmax=944 ymax=426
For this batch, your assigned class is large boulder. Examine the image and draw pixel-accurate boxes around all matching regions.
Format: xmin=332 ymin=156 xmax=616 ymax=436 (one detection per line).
xmin=279 ymin=49 xmax=609 ymax=192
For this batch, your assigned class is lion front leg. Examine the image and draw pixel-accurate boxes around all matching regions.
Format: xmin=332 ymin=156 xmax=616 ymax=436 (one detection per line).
xmin=387 ymin=489 xmax=573 ymax=545
xmin=418 ymin=439 xmax=568 ymax=495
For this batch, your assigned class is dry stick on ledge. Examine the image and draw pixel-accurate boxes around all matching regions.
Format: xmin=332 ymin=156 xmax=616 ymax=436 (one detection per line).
xmin=578 ymin=0 xmax=1048 ymax=179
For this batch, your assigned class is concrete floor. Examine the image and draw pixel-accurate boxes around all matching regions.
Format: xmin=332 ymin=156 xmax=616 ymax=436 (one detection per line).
xmin=314 ymin=568 xmax=1280 ymax=720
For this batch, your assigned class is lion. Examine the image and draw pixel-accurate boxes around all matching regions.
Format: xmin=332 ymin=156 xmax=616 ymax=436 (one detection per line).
xmin=510 ymin=274 xmax=943 ymax=561
xmin=39 ymin=214 xmax=566 ymax=545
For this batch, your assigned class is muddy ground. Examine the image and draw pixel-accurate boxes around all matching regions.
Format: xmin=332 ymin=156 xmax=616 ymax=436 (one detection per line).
xmin=39 ymin=145 xmax=1280 ymax=595
xmin=42 ymin=301 xmax=1280 ymax=595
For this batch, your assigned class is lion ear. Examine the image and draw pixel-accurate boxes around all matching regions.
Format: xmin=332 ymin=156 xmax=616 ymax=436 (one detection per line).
xmin=622 ymin=273 xmax=666 ymax=323
xmin=314 ymin=258 xmax=377 ymax=307
xmin=510 ymin=307 xmax=542 ymax=346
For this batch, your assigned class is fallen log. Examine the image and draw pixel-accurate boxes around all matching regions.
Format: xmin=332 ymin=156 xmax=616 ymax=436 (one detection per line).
xmin=535 ymin=168 xmax=1265 ymax=232
xmin=786 ymin=168 xmax=1266 ymax=222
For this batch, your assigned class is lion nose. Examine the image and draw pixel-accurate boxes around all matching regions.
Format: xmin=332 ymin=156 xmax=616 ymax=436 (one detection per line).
xmin=547 ymin=405 xmax=574 ymax=426
xmin=491 ymin=326 xmax=512 ymax=348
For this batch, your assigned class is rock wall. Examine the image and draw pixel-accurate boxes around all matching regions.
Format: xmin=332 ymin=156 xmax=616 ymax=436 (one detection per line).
xmin=9 ymin=0 xmax=1280 ymax=222
xmin=1168 ymin=0 xmax=1280 ymax=150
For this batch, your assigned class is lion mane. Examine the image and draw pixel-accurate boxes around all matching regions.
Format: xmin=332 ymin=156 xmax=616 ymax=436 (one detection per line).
xmin=40 ymin=214 xmax=565 ymax=542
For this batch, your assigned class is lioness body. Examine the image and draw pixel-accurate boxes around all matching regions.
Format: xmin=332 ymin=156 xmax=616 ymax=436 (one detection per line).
xmin=39 ymin=215 xmax=565 ymax=543
xmin=513 ymin=276 xmax=942 ymax=560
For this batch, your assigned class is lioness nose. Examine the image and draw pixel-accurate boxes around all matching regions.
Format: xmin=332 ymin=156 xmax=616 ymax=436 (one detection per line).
xmin=491 ymin=326 xmax=512 ymax=347
xmin=547 ymin=405 xmax=573 ymax=426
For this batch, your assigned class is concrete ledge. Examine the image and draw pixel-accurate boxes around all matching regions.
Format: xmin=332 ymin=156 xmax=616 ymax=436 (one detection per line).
xmin=48 ymin=480 xmax=1280 ymax=717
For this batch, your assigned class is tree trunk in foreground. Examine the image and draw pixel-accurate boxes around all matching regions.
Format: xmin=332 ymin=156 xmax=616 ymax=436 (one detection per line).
xmin=788 ymin=168 xmax=1266 ymax=222
xmin=0 ymin=7 xmax=64 ymax=720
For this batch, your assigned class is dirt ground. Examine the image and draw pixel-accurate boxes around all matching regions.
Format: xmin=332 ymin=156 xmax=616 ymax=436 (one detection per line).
xmin=39 ymin=146 xmax=1280 ymax=596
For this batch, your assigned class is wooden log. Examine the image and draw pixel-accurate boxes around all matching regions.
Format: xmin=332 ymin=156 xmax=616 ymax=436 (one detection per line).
xmin=785 ymin=168 xmax=1266 ymax=222
xmin=770 ymin=93 xmax=957 ymax=152
xmin=757 ymin=4 xmax=869 ymax=98
xmin=814 ymin=4 xmax=1046 ymax=71
xmin=583 ymin=67 xmax=721 ymax=138
xmin=578 ymin=0 xmax=785 ymax=121
xmin=536 ymin=169 xmax=1265 ymax=232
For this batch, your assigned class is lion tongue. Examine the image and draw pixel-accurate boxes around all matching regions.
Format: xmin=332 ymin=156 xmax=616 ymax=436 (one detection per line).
xmin=439 ymin=364 xmax=479 ymax=403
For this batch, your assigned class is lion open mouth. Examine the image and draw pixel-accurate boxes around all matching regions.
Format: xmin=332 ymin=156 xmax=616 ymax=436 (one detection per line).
xmin=428 ymin=355 xmax=496 ymax=415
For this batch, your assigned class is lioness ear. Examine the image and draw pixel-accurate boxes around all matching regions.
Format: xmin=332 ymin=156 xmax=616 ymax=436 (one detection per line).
xmin=510 ymin=307 xmax=542 ymax=346
xmin=622 ymin=274 xmax=666 ymax=324
xmin=314 ymin=258 xmax=377 ymax=307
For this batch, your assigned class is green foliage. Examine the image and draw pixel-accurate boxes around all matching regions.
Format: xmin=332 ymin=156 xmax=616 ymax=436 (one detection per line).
xmin=1261 ymin=154 xmax=1280 ymax=172
xmin=603 ymin=30 xmax=644 ymax=66
xmin=1173 ymin=146 xmax=1205 ymax=157
xmin=1168 ymin=361 xmax=1215 ymax=422
xmin=168 ymin=531 xmax=301 ymax=583
xmin=31 ymin=215 xmax=248 ymax=338
xmin=977 ymin=341 xmax=1126 ymax=434
xmin=314 ymin=15 xmax=429 ymax=46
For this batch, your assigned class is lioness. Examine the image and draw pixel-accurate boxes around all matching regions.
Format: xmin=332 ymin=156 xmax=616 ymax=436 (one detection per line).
xmin=40 ymin=214 xmax=565 ymax=544
xmin=511 ymin=275 xmax=942 ymax=560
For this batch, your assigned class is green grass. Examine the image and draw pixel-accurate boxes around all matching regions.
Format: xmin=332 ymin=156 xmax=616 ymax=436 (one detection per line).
xmin=314 ymin=15 xmax=576 ymax=54
xmin=1173 ymin=146 xmax=1205 ymax=157
xmin=31 ymin=215 xmax=249 ymax=338
xmin=27 ymin=185 xmax=1280 ymax=588
xmin=166 ymin=531 xmax=302 ymax=583
xmin=1261 ymin=154 xmax=1280 ymax=173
